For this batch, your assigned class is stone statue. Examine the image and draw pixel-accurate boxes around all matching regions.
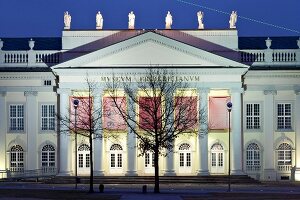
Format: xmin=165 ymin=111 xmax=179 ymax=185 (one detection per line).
xmin=64 ymin=11 xmax=71 ymax=29
xmin=128 ymin=11 xmax=135 ymax=29
xmin=229 ymin=11 xmax=237 ymax=29
xmin=165 ymin=11 xmax=173 ymax=29
xmin=96 ymin=11 xmax=103 ymax=29
xmin=197 ymin=11 xmax=204 ymax=29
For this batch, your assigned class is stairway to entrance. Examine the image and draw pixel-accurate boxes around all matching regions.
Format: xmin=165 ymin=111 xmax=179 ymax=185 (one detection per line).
xmin=45 ymin=175 xmax=260 ymax=185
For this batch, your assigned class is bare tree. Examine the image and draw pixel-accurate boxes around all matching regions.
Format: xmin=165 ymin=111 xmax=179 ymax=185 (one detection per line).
xmin=107 ymin=68 xmax=207 ymax=193
xmin=57 ymin=78 xmax=105 ymax=193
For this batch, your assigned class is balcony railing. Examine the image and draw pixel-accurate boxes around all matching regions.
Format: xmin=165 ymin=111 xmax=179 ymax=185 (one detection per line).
xmin=277 ymin=165 xmax=292 ymax=172
xmin=0 ymin=167 xmax=57 ymax=179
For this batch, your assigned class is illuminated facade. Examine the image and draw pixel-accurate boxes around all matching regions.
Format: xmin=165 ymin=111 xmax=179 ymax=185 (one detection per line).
xmin=0 ymin=29 xmax=300 ymax=181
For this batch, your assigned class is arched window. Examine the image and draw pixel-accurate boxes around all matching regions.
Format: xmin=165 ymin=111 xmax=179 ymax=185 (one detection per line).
xmin=210 ymin=143 xmax=224 ymax=174
xmin=41 ymin=144 xmax=55 ymax=172
xmin=78 ymin=144 xmax=90 ymax=151
xmin=277 ymin=143 xmax=292 ymax=171
xmin=246 ymin=143 xmax=260 ymax=171
xmin=10 ymin=145 xmax=24 ymax=172
xmin=110 ymin=144 xmax=123 ymax=170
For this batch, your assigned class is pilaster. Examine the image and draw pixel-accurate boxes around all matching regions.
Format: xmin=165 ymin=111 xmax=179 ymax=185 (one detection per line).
xmin=0 ymin=92 xmax=7 ymax=170
xmin=293 ymin=90 xmax=300 ymax=180
xmin=263 ymin=89 xmax=277 ymax=181
xmin=197 ymin=88 xmax=209 ymax=176
xmin=24 ymin=91 xmax=38 ymax=170
xmin=57 ymin=88 xmax=72 ymax=176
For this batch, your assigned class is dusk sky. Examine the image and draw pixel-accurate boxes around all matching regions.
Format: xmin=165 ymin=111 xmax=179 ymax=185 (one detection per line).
xmin=0 ymin=0 xmax=299 ymax=37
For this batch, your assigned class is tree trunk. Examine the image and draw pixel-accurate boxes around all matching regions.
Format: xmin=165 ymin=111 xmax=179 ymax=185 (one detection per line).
xmin=89 ymin=134 xmax=94 ymax=193
xmin=154 ymin=143 xmax=160 ymax=193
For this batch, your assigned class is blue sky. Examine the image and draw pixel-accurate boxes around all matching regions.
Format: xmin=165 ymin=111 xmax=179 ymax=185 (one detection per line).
xmin=0 ymin=0 xmax=299 ymax=37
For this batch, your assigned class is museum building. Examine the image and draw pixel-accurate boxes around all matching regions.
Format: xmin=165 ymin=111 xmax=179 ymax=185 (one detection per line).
xmin=0 ymin=12 xmax=300 ymax=181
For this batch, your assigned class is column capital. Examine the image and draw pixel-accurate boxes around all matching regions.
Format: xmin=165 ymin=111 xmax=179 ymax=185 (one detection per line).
xmin=57 ymin=88 xmax=71 ymax=95
xmin=24 ymin=91 xmax=38 ymax=97
xmin=263 ymin=90 xmax=277 ymax=95
xmin=198 ymin=88 xmax=210 ymax=94
xmin=0 ymin=91 xmax=7 ymax=97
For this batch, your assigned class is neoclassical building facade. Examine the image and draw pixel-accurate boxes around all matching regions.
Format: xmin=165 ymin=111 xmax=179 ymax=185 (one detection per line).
xmin=0 ymin=28 xmax=300 ymax=181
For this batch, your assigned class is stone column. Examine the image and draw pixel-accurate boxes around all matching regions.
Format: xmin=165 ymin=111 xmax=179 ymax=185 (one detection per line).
xmin=24 ymin=91 xmax=38 ymax=170
xmin=93 ymin=88 xmax=104 ymax=176
xmin=126 ymin=90 xmax=137 ymax=176
xmin=0 ymin=92 xmax=7 ymax=171
xmin=263 ymin=90 xmax=277 ymax=180
xmin=293 ymin=90 xmax=300 ymax=180
xmin=57 ymin=88 xmax=72 ymax=176
xmin=197 ymin=89 xmax=209 ymax=175
xmin=230 ymin=88 xmax=244 ymax=175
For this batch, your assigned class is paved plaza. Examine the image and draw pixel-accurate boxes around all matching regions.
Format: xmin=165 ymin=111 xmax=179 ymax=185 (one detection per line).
xmin=1 ymin=182 xmax=300 ymax=199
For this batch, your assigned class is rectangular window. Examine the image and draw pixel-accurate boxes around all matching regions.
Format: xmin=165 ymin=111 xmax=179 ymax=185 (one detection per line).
xmin=43 ymin=80 xmax=52 ymax=86
xmin=79 ymin=154 xmax=83 ymax=168
xmin=246 ymin=103 xmax=260 ymax=129
xmin=186 ymin=153 xmax=191 ymax=167
xmin=41 ymin=104 xmax=55 ymax=131
xmin=111 ymin=154 xmax=115 ymax=168
xmin=117 ymin=154 xmax=122 ymax=167
xmin=209 ymin=97 xmax=230 ymax=129
xmin=9 ymin=104 xmax=24 ymax=131
xmin=86 ymin=154 xmax=90 ymax=168
xmin=277 ymin=103 xmax=292 ymax=130
xmin=180 ymin=153 xmax=184 ymax=167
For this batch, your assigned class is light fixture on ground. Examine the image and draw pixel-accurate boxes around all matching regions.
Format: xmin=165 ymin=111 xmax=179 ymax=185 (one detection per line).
xmin=226 ymin=101 xmax=232 ymax=192
xmin=73 ymin=99 xmax=79 ymax=189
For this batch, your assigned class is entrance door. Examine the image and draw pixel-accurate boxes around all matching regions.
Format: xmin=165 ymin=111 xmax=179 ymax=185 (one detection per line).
xmin=178 ymin=143 xmax=192 ymax=174
xmin=109 ymin=144 xmax=123 ymax=174
xmin=210 ymin=143 xmax=224 ymax=174
xmin=145 ymin=152 xmax=154 ymax=174
xmin=78 ymin=144 xmax=90 ymax=175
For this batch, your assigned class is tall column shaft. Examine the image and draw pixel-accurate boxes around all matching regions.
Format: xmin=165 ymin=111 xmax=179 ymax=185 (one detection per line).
xmin=25 ymin=91 xmax=38 ymax=170
xmin=58 ymin=88 xmax=72 ymax=176
xmin=293 ymin=91 xmax=300 ymax=180
xmin=231 ymin=89 xmax=243 ymax=175
xmin=197 ymin=89 xmax=209 ymax=175
xmin=126 ymin=90 xmax=137 ymax=176
xmin=93 ymin=90 xmax=104 ymax=176
xmin=0 ymin=92 xmax=6 ymax=170
xmin=263 ymin=90 xmax=277 ymax=180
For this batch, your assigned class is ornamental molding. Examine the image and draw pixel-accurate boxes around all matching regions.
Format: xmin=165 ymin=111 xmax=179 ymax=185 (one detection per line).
xmin=0 ymin=72 xmax=54 ymax=80
xmin=245 ymin=72 xmax=300 ymax=79
xmin=263 ymin=90 xmax=277 ymax=95
xmin=24 ymin=91 xmax=38 ymax=96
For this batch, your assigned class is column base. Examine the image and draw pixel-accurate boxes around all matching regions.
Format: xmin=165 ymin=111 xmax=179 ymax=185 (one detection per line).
xmin=164 ymin=170 xmax=176 ymax=176
xmin=197 ymin=170 xmax=209 ymax=176
xmin=94 ymin=170 xmax=105 ymax=176
xmin=57 ymin=171 xmax=72 ymax=176
xmin=125 ymin=171 xmax=138 ymax=176
xmin=263 ymin=169 xmax=277 ymax=181
xmin=231 ymin=170 xmax=244 ymax=175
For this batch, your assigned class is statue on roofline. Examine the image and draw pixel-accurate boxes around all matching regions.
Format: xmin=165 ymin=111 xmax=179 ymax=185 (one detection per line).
xmin=197 ymin=11 xmax=204 ymax=29
xmin=128 ymin=11 xmax=135 ymax=29
xmin=96 ymin=11 xmax=103 ymax=29
xmin=64 ymin=11 xmax=71 ymax=29
xmin=165 ymin=11 xmax=172 ymax=29
xmin=229 ymin=11 xmax=237 ymax=29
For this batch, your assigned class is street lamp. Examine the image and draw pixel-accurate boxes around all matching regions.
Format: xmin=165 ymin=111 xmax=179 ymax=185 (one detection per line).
xmin=226 ymin=101 xmax=232 ymax=192
xmin=73 ymin=99 xmax=79 ymax=189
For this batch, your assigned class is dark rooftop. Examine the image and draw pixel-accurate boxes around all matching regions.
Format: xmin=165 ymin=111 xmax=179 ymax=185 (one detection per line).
xmin=0 ymin=38 xmax=62 ymax=50
xmin=238 ymin=37 xmax=299 ymax=50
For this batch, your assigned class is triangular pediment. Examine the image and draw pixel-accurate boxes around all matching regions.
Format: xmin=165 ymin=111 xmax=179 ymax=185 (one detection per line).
xmin=52 ymin=31 xmax=248 ymax=69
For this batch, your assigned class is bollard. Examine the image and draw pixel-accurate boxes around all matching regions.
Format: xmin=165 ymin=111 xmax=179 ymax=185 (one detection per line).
xmin=99 ymin=184 xmax=104 ymax=193
xmin=142 ymin=185 xmax=147 ymax=193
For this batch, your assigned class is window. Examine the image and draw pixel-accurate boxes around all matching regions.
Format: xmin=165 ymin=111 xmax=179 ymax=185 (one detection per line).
xmin=277 ymin=103 xmax=292 ymax=130
xmin=78 ymin=144 xmax=90 ymax=169
xmin=41 ymin=144 xmax=55 ymax=172
xmin=10 ymin=145 xmax=24 ymax=172
xmin=277 ymin=143 xmax=292 ymax=171
xmin=179 ymin=143 xmax=191 ymax=169
xmin=9 ymin=104 xmax=24 ymax=131
xmin=246 ymin=143 xmax=260 ymax=171
xmin=41 ymin=104 xmax=55 ymax=131
xmin=43 ymin=80 xmax=52 ymax=86
xmin=246 ymin=103 xmax=260 ymax=129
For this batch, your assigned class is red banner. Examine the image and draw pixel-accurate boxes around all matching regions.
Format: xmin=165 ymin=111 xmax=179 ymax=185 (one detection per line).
xmin=175 ymin=96 xmax=198 ymax=130
xmin=139 ymin=97 xmax=162 ymax=130
xmin=70 ymin=97 xmax=92 ymax=130
xmin=209 ymin=96 xmax=231 ymax=129
xmin=103 ymin=97 xmax=127 ymax=130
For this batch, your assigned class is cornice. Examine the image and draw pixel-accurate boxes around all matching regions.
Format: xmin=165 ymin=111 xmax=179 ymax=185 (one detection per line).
xmin=245 ymin=71 xmax=300 ymax=79
xmin=0 ymin=72 xmax=55 ymax=80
